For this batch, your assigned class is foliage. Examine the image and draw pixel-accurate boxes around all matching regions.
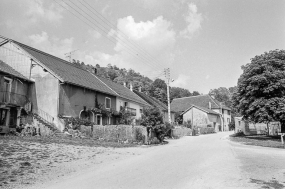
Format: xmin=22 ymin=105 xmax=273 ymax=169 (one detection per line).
xmin=183 ymin=119 xmax=192 ymax=129
xmin=140 ymin=107 xmax=163 ymax=126
xmin=174 ymin=112 xmax=183 ymax=124
xmin=170 ymin=87 xmax=192 ymax=101
xmin=232 ymin=49 xmax=285 ymax=131
xmin=209 ymin=87 xmax=232 ymax=108
xmin=58 ymin=115 xmax=93 ymax=130
xmin=118 ymin=108 xmax=134 ymax=125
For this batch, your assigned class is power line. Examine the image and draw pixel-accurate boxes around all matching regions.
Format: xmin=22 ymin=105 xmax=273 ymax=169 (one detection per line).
xmin=59 ymin=0 xmax=164 ymax=72
xmin=78 ymin=0 xmax=165 ymax=69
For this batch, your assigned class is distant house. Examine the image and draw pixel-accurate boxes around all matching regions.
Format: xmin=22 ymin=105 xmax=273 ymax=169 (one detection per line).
xmin=0 ymin=38 xmax=149 ymax=131
xmin=0 ymin=60 xmax=33 ymax=133
xmin=97 ymin=77 xmax=150 ymax=121
xmin=171 ymin=95 xmax=231 ymax=131
xmin=234 ymin=117 xmax=281 ymax=136
xmin=133 ymin=89 xmax=175 ymax=123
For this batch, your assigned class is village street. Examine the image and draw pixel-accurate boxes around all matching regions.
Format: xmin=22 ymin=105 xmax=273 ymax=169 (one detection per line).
xmin=31 ymin=132 xmax=285 ymax=189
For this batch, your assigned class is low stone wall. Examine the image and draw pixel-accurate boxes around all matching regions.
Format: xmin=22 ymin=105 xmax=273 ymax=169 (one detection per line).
xmin=198 ymin=127 xmax=215 ymax=134
xmin=79 ymin=125 xmax=148 ymax=143
xmin=172 ymin=127 xmax=192 ymax=138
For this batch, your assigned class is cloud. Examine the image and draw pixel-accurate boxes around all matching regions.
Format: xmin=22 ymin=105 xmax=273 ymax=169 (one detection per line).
xmin=171 ymin=74 xmax=191 ymax=88
xmin=26 ymin=0 xmax=64 ymax=23
xmin=88 ymin=30 xmax=101 ymax=39
xmin=206 ymin=75 xmax=210 ymax=79
xmin=104 ymin=15 xmax=177 ymax=74
xmin=180 ymin=3 xmax=203 ymax=39
xmin=28 ymin=31 xmax=73 ymax=59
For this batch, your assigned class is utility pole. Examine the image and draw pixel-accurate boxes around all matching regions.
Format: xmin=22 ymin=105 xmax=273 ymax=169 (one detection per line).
xmin=64 ymin=49 xmax=78 ymax=62
xmin=164 ymin=68 xmax=171 ymax=123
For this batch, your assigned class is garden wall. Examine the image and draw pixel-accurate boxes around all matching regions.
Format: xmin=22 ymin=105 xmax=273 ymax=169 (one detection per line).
xmin=172 ymin=126 xmax=192 ymax=138
xmin=198 ymin=127 xmax=215 ymax=134
xmin=79 ymin=125 xmax=148 ymax=143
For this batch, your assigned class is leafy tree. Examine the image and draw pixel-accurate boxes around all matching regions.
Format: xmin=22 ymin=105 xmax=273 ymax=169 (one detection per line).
xmin=170 ymin=87 xmax=192 ymax=100
xmin=209 ymin=87 xmax=231 ymax=107
xmin=232 ymin=49 xmax=285 ymax=133
xmin=192 ymin=91 xmax=200 ymax=96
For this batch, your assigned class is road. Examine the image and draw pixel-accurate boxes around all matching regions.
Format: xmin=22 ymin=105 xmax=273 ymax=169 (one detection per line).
xmin=43 ymin=132 xmax=285 ymax=189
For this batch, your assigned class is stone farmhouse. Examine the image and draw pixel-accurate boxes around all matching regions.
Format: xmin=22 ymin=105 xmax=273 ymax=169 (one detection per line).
xmin=171 ymin=95 xmax=231 ymax=132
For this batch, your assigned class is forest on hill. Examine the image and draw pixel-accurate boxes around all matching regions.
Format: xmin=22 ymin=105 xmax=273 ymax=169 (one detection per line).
xmin=72 ymin=60 xmax=200 ymax=104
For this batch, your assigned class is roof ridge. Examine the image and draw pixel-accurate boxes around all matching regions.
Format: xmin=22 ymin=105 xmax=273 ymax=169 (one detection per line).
xmin=11 ymin=40 xmax=89 ymax=72
xmin=172 ymin=94 xmax=208 ymax=100
xmin=208 ymin=94 xmax=221 ymax=108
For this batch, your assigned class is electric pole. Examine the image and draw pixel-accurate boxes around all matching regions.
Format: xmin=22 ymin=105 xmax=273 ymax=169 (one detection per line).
xmin=164 ymin=68 xmax=171 ymax=123
xmin=64 ymin=49 xmax=78 ymax=62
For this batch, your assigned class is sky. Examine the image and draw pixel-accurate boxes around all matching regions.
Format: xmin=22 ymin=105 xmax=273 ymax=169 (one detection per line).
xmin=0 ymin=0 xmax=284 ymax=94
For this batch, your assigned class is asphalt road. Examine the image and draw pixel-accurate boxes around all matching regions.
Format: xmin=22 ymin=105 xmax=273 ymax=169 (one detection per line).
xmin=44 ymin=132 xmax=285 ymax=189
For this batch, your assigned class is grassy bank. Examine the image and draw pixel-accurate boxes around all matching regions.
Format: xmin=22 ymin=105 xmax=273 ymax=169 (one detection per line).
xmin=229 ymin=133 xmax=285 ymax=149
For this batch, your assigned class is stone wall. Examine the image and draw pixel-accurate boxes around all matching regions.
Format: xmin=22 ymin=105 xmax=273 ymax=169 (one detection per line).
xmin=172 ymin=126 xmax=192 ymax=138
xmin=198 ymin=127 xmax=215 ymax=134
xmin=79 ymin=125 xmax=148 ymax=143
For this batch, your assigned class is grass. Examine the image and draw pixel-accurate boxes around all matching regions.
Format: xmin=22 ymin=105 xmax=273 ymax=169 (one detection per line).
xmin=229 ymin=133 xmax=285 ymax=149
xmin=0 ymin=135 xmax=137 ymax=188
xmin=0 ymin=135 xmax=137 ymax=148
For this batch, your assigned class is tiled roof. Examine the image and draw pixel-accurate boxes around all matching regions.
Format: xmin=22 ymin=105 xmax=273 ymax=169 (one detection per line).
xmin=134 ymin=90 xmax=174 ymax=112
xmin=12 ymin=41 xmax=117 ymax=96
xmin=183 ymin=105 xmax=220 ymax=115
xmin=171 ymin=94 xmax=231 ymax=112
xmin=97 ymin=76 xmax=149 ymax=106
xmin=0 ymin=60 xmax=31 ymax=81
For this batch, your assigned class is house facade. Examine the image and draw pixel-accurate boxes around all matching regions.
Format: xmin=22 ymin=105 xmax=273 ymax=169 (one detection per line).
xmin=182 ymin=105 xmax=221 ymax=129
xmin=0 ymin=38 xmax=149 ymax=131
xmin=133 ymin=90 xmax=175 ymax=123
xmin=0 ymin=60 xmax=32 ymax=133
xmin=171 ymin=95 xmax=231 ymax=132
xmin=0 ymin=39 xmax=119 ymax=130
xmin=97 ymin=77 xmax=150 ymax=121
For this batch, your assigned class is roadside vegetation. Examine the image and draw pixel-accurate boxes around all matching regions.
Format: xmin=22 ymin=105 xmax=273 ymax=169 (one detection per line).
xmin=229 ymin=133 xmax=284 ymax=149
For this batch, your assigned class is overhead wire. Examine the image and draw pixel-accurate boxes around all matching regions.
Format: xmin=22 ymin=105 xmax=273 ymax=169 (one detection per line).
xmin=78 ymin=0 xmax=165 ymax=69
xmin=58 ymin=0 xmax=164 ymax=72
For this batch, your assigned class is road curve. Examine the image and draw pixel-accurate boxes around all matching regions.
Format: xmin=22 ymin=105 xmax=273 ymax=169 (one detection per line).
xmin=42 ymin=132 xmax=285 ymax=189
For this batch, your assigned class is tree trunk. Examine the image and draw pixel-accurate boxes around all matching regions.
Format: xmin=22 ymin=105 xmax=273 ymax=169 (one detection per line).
xmin=266 ymin=123 xmax=269 ymax=136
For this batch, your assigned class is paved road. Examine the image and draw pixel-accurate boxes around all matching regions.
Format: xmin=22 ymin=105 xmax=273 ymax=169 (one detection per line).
xmin=44 ymin=132 xmax=285 ymax=189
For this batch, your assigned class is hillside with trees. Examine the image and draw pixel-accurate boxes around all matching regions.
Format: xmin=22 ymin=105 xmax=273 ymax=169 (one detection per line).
xmin=72 ymin=60 xmax=200 ymax=104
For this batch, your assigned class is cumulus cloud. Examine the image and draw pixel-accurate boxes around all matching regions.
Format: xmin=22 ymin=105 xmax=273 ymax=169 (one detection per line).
xmin=180 ymin=3 xmax=203 ymax=39
xmin=171 ymin=74 xmax=191 ymax=88
xmin=29 ymin=31 xmax=73 ymax=59
xmin=26 ymin=0 xmax=63 ymax=23
xmin=88 ymin=30 xmax=101 ymax=39
xmin=104 ymin=15 xmax=177 ymax=74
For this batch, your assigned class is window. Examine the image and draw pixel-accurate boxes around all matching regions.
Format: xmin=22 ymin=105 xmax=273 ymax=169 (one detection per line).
xmin=124 ymin=102 xmax=128 ymax=107
xmin=140 ymin=109 xmax=143 ymax=113
xmin=105 ymin=97 xmax=111 ymax=109
xmin=3 ymin=77 xmax=12 ymax=103
xmin=127 ymin=107 xmax=136 ymax=116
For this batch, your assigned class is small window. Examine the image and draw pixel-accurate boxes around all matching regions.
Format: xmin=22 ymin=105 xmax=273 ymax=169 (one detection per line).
xmin=140 ymin=109 xmax=143 ymax=113
xmin=105 ymin=97 xmax=111 ymax=109
xmin=124 ymin=102 xmax=128 ymax=107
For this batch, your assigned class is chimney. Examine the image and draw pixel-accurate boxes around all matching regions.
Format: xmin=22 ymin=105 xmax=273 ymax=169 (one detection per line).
xmin=209 ymin=102 xmax=212 ymax=109
xmin=139 ymin=86 xmax=142 ymax=92
xmin=130 ymin=83 xmax=133 ymax=91
xmin=93 ymin=68 xmax=97 ymax=75
xmin=123 ymin=82 xmax=126 ymax=87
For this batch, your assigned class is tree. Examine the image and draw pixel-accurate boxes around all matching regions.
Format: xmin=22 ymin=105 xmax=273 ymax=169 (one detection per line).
xmin=170 ymin=87 xmax=192 ymax=100
xmin=209 ymin=87 xmax=231 ymax=107
xmin=232 ymin=49 xmax=285 ymax=133
xmin=192 ymin=91 xmax=200 ymax=96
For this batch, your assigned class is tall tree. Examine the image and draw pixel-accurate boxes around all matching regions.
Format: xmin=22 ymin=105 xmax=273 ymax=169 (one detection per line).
xmin=232 ymin=49 xmax=285 ymax=133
